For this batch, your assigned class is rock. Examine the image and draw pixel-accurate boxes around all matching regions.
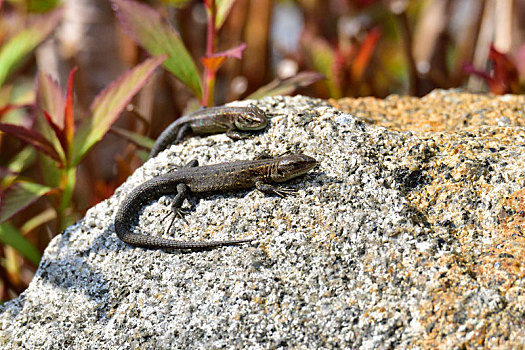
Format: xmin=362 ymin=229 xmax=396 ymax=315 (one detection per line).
xmin=1 ymin=92 xmax=524 ymax=348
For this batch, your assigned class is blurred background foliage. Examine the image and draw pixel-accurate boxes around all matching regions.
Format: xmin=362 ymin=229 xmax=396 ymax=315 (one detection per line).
xmin=0 ymin=0 xmax=524 ymax=301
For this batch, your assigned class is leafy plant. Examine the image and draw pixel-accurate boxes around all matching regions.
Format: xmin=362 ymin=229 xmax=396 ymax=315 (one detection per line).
xmin=0 ymin=56 xmax=165 ymax=300
xmin=1 ymin=55 xmax=165 ymax=223
xmin=112 ymin=0 xmax=321 ymax=107
xmin=463 ymin=45 xmax=523 ymax=94
xmin=0 ymin=8 xmax=63 ymax=90
xmin=301 ymin=23 xmax=384 ymax=98
xmin=0 ymin=5 xmax=63 ymax=301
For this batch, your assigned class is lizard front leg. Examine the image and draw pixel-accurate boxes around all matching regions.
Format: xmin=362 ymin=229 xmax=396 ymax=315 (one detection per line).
xmin=226 ymin=129 xmax=255 ymax=140
xmin=255 ymin=180 xmax=297 ymax=197
xmin=166 ymin=183 xmax=190 ymax=233
xmin=164 ymin=159 xmax=198 ymax=232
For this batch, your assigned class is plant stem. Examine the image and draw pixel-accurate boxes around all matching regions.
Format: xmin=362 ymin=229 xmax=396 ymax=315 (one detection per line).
xmin=202 ymin=0 xmax=217 ymax=107
xmin=57 ymin=166 xmax=76 ymax=230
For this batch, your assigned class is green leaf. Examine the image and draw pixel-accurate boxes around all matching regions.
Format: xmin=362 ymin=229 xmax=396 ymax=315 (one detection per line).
xmin=302 ymin=36 xmax=341 ymax=98
xmin=0 ymin=8 xmax=63 ymax=88
xmin=42 ymin=110 xmax=67 ymax=163
xmin=27 ymin=0 xmax=60 ymax=13
xmin=2 ymin=77 xmax=35 ymax=106
xmin=57 ymin=165 xmax=76 ymax=215
xmin=216 ymin=0 xmax=237 ymax=29
xmin=247 ymin=71 xmax=325 ymax=99
xmin=20 ymin=208 xmax=56 ymax=235
xmin=39 ymin=152 xmax=61 ymax=189
xmin=0 ymin=223 xmax=41 ymax=265
xmin=71 ymin=56 xmax=165 ymax=166
xmin=36 ymin=71 xmax=65 ymax=128
xmin=0 ymin=181 xmax=55 ymax=224
xmin=159 ymin=0 xmax=192 ymax=7
xmin=35 ymin=71 xmax=67 ymax=163
xmin=7 ymin=147 xmax=36 ymax=174
xmin=110 ymin=126 xmax=155 ymax=150
xmin=1 ymin=146 xmax=36 ymax=188
xmin=113 ymin=0 xmax=202 ymax=97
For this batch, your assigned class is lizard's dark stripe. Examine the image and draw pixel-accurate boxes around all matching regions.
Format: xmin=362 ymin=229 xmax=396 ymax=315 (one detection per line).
xmin=114 ymin=154 xmax=316 ymax=250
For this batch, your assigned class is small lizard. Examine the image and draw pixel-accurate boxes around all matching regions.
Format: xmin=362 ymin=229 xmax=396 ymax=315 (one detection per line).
xmin=115 ymin=154 xmax=317 ymax=250
xmin=149 ymin=106 xmax=268 ymax=158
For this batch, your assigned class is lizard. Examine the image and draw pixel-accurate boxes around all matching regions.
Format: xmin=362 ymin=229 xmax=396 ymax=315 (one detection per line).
xmin=148 ymin=106 xmax=268 ymax=158
xmin=114 ymin=154 xmax=317 ymax=250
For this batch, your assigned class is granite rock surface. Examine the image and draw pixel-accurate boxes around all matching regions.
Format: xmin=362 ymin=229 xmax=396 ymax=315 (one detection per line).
xmin=1 ymin=92 xmax=524 ymax=349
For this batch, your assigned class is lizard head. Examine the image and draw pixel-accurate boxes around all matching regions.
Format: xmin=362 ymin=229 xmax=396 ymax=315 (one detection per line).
xmin=234 ymin=107 xmax=268 ymax=130
xmin=271 ymin=154 xmax=317 ymax=182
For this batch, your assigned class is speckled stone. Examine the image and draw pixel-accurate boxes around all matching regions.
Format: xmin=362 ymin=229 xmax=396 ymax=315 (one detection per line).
xmin=0 ymin=92 xmax=523 ymax=349
xmin=333 ymin=90 xmax=525 ymax=348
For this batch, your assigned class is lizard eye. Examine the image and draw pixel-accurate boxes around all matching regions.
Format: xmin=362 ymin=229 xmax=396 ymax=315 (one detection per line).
xmin=239 ymin=114 xmax=254 ymax=123
xmin=234 ymin=110 xmax=267 ymax=130
xmin=238 ymin=114 xmax=251 ymax=123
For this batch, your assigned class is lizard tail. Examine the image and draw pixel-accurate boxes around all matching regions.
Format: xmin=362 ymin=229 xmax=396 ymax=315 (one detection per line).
xmin=115 ymin=227 xmax=254 ymax=250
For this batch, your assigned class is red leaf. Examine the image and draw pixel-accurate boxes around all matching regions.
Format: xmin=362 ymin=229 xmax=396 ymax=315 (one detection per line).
xmin=209 ymin=43 xmax=246 ymax=59
xmin=333 ymin=47 xmax=349 ymax=92
xmin=43 ymin=110 xmax=67 ymax=156
xmin=0 ymin=123 xmax=61 ymax=162
xmin=90 ymin=179 xmax=118 ymax=207
xmin=463 ymin=45 xmax=520 ymax=94
xmin=201 ymin=56 xmax=226 ymax=73
xmin=64 ymin=67 xmax=77 ymax=156
xmin=352 ymin=27 xmax=381 ymax=81
xmin=463 ymin=63 xmax=491 ymax=80
xmin=489 ymin=45 xmax=520 ymax=94
xmin=0 ymin=104 xmax=17 ymax=118
xmin=201 ymin=43 xmax=246 ymax=74
xmin=35 ymin=71 xmax=65 ymax=128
